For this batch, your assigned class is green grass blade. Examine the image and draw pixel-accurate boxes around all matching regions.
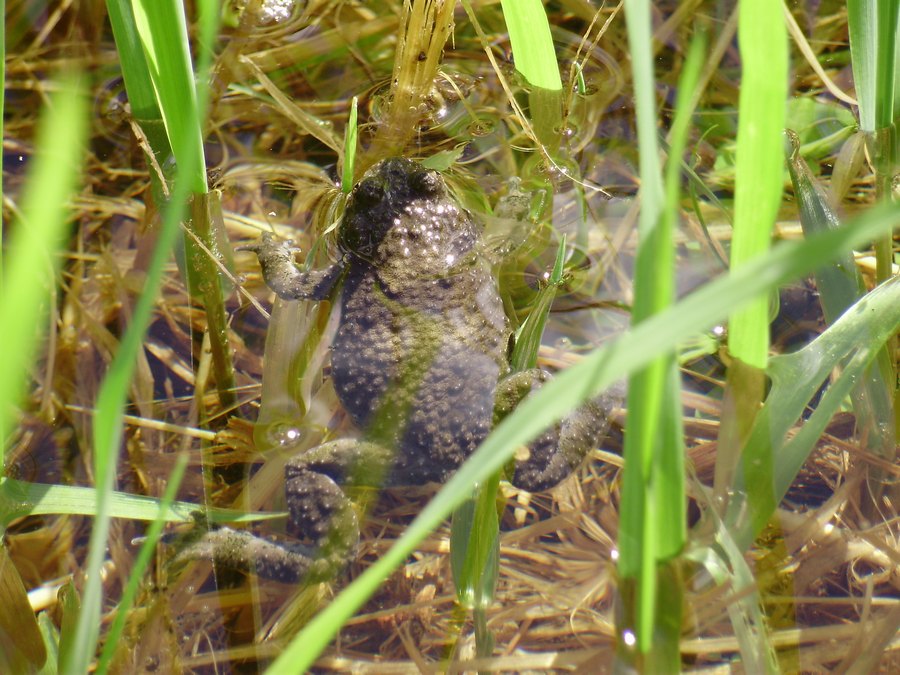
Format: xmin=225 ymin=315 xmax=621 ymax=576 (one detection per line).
xmin=786 ymin=130 xmax=866 ymax=319
xmin=450 ymin=478 xmax=499 ymax=610
xmin=129 ymin=0 xmax=236 ymax=411
xmin=0 ymin=71 xmax=87 ymax=466
xmin=105 ymin=0 xmax=171 ymax=159
xmin=55 ymin=581 xmax=80 ymax=674
xmin=847 ymin=0 xmax=897 ymax=286
xmin=727 ymin=0 xmax=788 ymax=368
xmin=498 ymin=0 xmax=561 ymax=91
xmin=715 ymin=0 xmax=788 ymax=542
xmin=847 ymin=0 xmax=898 ymax=131
xmin=499 ymin=0 xmax=563 ymax=151
xmin=266 ymin=200 xmax=899 ymax=674
xmin=105 ymin=0 xmax=160 ymax=120
xmin=510 ymin=236 xmax=565 ymax=371
xmin=35 ymin=611 xmax=60 ymax=675
xmin=686 ymin=515 xmax=779 ymax=673
xmin=0 ymin=478 xmax=279 ymax=527
xmin=131 ymin=0 xmax=207 ymax=193
xmin=342 ymin=96 xmax=358 ymax=191
xmin=618 ymin=0 xmax=669 ymax=659
xmin=616 ymin=17 xmax=704 ymax=664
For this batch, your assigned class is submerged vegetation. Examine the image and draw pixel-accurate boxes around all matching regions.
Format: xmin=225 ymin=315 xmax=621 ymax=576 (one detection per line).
xmin=0 ymin=0 xmax=897 ymax=672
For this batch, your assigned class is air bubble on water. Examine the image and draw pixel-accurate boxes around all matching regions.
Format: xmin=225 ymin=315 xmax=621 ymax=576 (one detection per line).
xmin=266 ymin=422 xmax=304 ymax=448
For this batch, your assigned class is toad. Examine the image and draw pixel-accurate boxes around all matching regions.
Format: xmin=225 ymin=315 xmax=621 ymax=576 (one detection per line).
xmin=190 ymin=158 xmax=611 ymax=582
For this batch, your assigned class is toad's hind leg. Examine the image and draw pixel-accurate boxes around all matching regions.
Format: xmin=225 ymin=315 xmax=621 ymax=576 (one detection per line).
xmin=494 ymin=369 xmax=615 ymax=492
xmin=172 ymin=439 xmax=393 ymax=584
xmin=281 ymin=439 xmax=394 ymax=580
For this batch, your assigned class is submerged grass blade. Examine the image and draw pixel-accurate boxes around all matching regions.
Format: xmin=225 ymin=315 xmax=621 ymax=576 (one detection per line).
xmin=266 ymin=199 xmax=899 ymax=674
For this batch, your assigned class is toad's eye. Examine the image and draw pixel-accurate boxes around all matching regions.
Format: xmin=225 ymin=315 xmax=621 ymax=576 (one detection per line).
xmin=354 ymin=180 xmax=385 ymax=207
xmin=409 ymin=169 xmax=442 ymax=197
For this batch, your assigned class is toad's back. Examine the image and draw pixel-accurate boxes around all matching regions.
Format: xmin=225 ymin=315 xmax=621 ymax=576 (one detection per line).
xmin=330 ymin=159 xmax=510 ymax=485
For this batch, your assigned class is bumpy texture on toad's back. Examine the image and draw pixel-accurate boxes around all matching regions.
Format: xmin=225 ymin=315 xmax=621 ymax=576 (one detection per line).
xmin=332 ymin=158 xmax=510 ymax=485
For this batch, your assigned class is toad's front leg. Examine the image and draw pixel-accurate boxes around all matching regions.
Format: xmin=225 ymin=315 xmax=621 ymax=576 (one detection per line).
xmin=173 ymin=439 xmax=394 ymax=584
xmin=240 ymin=233 xmax=345 ymax=301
